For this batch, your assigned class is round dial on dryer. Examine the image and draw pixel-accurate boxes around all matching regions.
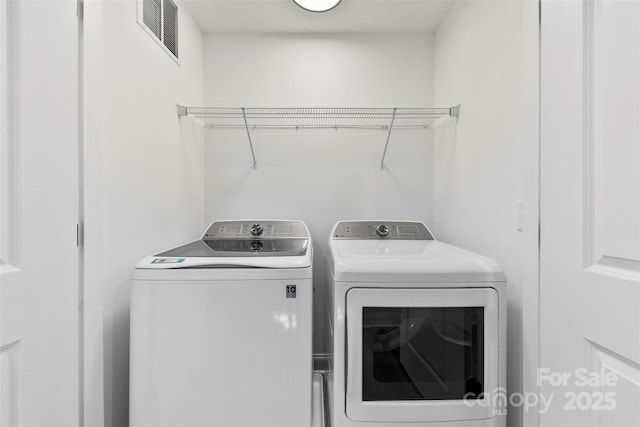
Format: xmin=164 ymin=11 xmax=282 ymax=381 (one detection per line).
xmin=250 ymin=224 xmax=264 ymax=236
xmin=375 ymin=224 xmax=390 ymax=238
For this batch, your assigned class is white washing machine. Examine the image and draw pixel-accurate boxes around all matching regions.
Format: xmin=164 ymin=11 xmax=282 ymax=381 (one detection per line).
xmin=326 ymin=221 xmax=507 ymax=427
xmin=130 ymin=220 xmax=316 ymax=427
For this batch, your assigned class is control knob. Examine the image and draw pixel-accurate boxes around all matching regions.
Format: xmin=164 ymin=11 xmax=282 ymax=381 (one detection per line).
xmin=375 ymin=224 xmax=390 ymax=238
xmin=250 ymin=224 xmax=264 ymax=236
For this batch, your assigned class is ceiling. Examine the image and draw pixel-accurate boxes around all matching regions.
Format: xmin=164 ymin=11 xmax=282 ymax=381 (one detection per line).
xmin=180 ymin=0 xmax=454 ymax=34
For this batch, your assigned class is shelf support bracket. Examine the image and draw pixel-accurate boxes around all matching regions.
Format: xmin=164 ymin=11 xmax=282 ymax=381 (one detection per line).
xmin=242 ymin=108 xmax=258 ymax=170
xmin=177 ymin=104 xmax=187 ymax=117
xmin=380 ymin=108 xmax=397 ymax=170
xmin=450 ymin=105 xmax=460 ymax=118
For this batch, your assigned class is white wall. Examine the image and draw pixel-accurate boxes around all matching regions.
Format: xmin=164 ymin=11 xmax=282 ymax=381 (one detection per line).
xmin=203 ymin=33 xmax=435 ymax=353
xmin=83 ymin=1 xmax=205 ymax=425
xmin=434 ymin=2 xmax=539 ymax=426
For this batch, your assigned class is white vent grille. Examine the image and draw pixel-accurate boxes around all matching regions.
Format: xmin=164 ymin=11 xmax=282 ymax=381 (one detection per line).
xmin=162 ymin=0 xmax=178 ymax=57
xmin=139 ymin=0 xmax=178 ymax=60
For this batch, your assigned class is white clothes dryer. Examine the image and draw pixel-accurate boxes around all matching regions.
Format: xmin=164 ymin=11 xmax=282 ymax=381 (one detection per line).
xmin=130 ymin=220 xmax=314 ymax=427
xmin=326 ymin=221 xmax=507 ymax=427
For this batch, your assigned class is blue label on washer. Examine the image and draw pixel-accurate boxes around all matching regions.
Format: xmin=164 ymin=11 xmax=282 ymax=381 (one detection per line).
xmin=151 ymin=258 xmax=185 ymax=264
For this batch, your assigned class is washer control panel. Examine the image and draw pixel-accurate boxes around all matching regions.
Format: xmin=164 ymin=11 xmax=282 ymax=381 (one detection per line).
xmin=204 ymin=220 xmax=309 ymax=240
xmin=333 ymin=221 xmax=434 ymax=240
xmin=164 ymin=220 xmax=313 ymax=257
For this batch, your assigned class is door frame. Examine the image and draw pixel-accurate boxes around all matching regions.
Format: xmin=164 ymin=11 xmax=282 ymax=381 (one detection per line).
xmin=1 ymin=0 xmax=85 ymax=425
xmin=521 ymin=1 xmax=542 ymax=427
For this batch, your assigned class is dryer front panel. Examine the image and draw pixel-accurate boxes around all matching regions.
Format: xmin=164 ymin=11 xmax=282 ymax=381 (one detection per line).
xmin=345 ymin=287 xmax=499 ymax=423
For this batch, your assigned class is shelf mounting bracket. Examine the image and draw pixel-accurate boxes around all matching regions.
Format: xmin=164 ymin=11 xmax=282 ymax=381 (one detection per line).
xmin=242 ymin=108 xmax=258 ymax=170
xmin=379 ymin=108 xmax=397 ymax=170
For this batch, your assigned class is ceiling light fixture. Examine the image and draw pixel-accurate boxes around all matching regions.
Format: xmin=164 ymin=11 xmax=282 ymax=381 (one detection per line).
xmin=293 ymin=0 xmax=342 ymax=13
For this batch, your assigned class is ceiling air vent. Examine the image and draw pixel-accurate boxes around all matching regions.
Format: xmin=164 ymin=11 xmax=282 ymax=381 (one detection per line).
xmin=139 ymin=0 xmax=179 ymax=61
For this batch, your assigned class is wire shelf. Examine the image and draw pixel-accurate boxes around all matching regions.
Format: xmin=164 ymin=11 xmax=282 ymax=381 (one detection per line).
xmin=176 ymin=105 xmax=460 ymax=169
xmin=179 ymin=106 xmax=457 ymax=130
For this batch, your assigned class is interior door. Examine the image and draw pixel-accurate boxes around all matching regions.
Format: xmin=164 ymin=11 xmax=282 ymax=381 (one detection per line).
xmin=540 ymin=0 xmax=640 ymax=425
xmin=345 ymin=287 xmax=499 ymax=423
xmin=0 ymin=0 xmax=80 ymax=425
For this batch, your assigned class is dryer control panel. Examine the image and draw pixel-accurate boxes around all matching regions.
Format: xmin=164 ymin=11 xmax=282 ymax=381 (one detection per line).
xmin=333 ymin=221 xmax=434 ymax=240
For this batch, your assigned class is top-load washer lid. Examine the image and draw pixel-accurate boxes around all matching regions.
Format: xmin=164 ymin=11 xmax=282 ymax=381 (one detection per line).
xmin=136 ymin=220 xmax=311 ymax=269
xmin=329 ymin=220 xmax=505 ymax=283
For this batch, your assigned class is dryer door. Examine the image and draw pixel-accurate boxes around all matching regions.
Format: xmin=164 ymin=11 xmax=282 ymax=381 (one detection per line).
xmin=346 ymin=287 xmax=500 ymax=422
